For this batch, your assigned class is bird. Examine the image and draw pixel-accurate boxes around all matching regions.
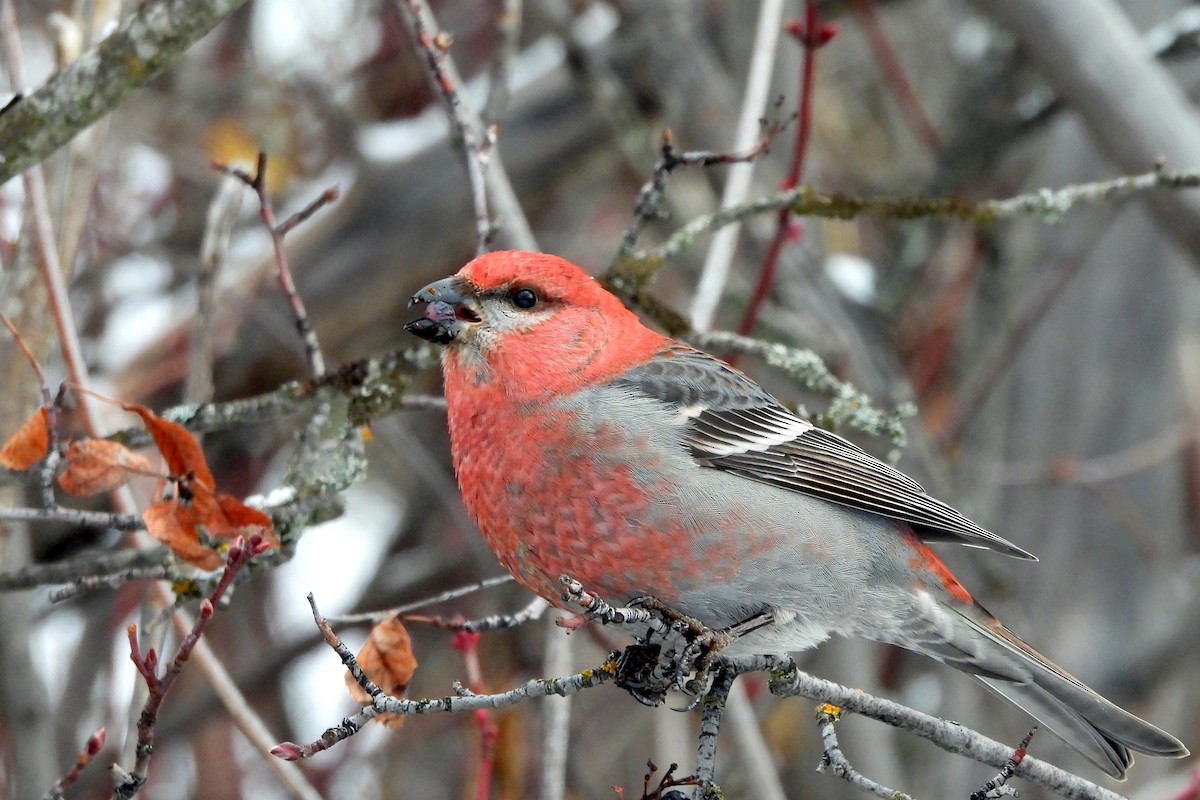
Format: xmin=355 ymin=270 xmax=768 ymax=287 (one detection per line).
xmin=406 ymin=249 xmax=1188 ymax=779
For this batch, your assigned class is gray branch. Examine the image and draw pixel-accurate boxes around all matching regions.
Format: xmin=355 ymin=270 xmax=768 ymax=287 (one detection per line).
xmin=0 ymin=0 xmax=251 ymax=184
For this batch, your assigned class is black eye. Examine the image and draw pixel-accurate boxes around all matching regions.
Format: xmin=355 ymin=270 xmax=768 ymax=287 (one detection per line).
xmin=512 ymin=288 xmax=537 ymax=309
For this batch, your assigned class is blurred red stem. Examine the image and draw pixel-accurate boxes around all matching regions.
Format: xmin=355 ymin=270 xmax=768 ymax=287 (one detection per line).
xmin=848 ymin=0 xmax=940 ymax=151
xmin=453 ymin=630 xmax=499 ymax=800
xmin=736 ymin=1 xmax=827 ymax=341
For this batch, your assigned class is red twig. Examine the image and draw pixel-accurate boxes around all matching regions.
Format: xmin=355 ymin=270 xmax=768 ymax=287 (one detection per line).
xmin=114 ymin=533 xmax=269 ymax=798
xmin=452 ymin=629 xmax=499 ymax=800
xmin=970 ymin=727 xmax=1036 ymax=800
xmin=215 ymin=153 xmax=337 ymax=378
xmin=44 ymin=726 xmax=106 ymax=800
xmin=847 ymin=0 xmax=940 ymax=152
xmin=735 ymin=3 xmax=836 ymax=341
xmin=1168 ymin=769 xmax=1200 ymax=800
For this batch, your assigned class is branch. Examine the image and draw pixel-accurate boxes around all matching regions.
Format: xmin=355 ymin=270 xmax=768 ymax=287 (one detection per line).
xmin=637 ymin=168 xmax=1200 ymax=266
xmin=394 ymin=0 xmax=537 ymax=252
xmin=0 ymin=0 xmax=252 ymax=184
xmin=217 ymin=155 xmax=337 ymax=378
xmin=815 ymin=704 xmax=913 ymax=800
xmin=758 ymin=656 xmax=1126 ymax=800
xmin=270 ymin=594 xmax=617 ymax=760
xmin=113 ymin=533 xmax=269 ymax=798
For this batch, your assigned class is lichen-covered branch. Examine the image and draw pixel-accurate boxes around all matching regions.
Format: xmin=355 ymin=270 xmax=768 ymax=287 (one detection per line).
xmin=0 ymin=0 xmax=251 ymax=184
xmin=635 ymin=168 xmax=1200 ymax=267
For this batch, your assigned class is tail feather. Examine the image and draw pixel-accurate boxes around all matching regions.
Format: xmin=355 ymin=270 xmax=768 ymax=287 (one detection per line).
xmin=920 ymin=604 xmax=1189 ymax=779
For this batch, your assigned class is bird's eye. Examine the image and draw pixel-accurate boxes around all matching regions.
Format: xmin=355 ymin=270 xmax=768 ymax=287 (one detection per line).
xmin=511 ymin=288 xmax=538 ymax=309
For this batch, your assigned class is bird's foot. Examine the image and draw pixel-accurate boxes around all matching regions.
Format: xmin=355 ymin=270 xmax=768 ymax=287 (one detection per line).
xmin=559 ymin=577 xmax=774 ymax=709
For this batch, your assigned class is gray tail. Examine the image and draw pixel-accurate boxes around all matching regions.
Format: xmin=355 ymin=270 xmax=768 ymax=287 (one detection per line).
xmin=919 ymin=606 xmax=1189 ymax=779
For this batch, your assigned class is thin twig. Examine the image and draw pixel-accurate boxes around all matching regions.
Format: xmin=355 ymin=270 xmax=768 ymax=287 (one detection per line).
xmin=971 ymin=727 xmax=1037 ymax=800
xmin=49 ymin=566 xmax=188 ymax=603
xmin=326 ymin=574 xmax=515 ymax=623
xmin=0 ymin=0 xmax=102 ymax=440
xmin=451 ymin=630 xmax=500 ymax=800
xmin=615 ymin=126 xmax=786 ymax=260
xmin=271 ymin=594 xmax=617 ymax=760
xmin=405 ymin=595 xmax=548 ymax=632
xmin=113 ymin=533 xmax=269 ymax=798
xmin=0 ymin=546 xmax=172 ymax=592
xmin=0 ymin=311 xmax=60 ymax=505
xmin=216 ymin=155 xmax=335 ymax=378
xmin=188 ymin=174 xmax=244 ymax=405
xmin=815 ymin=704 xmax=914 ymax=800
xmin=726 ymin=681 xmax=788 ymax=800
xmin=758 ymin=655 xmax=1126 ymax=800
xmin=539 ymin=613 xmax=572 ymax=800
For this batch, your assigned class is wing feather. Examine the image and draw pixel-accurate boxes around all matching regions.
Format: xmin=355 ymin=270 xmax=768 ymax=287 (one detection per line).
xmin=613 ymin=344 xmax=1036 ymax=560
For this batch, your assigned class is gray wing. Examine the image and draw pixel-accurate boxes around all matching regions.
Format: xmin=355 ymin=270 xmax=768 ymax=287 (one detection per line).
xmin=612 ymin=344 xmax=1036 ymax=560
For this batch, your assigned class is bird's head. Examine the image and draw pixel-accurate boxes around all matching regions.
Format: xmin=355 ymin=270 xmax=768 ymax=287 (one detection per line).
xmin=406 ymin=251 xmax=665 ymax=395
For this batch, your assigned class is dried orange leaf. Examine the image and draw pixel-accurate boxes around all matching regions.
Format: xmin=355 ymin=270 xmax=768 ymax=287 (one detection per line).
xmin=122 ymin=402 xmax=215 ymax=489
xmin=345 ymin=617 xmax=418 ymax=729
xmin=1 ymin=408 xmax=48 ymax=470
xmin=214 ymin=493 xmax=281 ymax=550
xmin=142 ymin=499 xmax=223 ymax=570
xmin=58 ymin=439 xmax=155 ymax=496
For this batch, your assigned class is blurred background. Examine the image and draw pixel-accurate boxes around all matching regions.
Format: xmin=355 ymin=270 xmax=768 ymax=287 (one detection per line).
xmin=2 ymin=0 xmax=1199 ymax=798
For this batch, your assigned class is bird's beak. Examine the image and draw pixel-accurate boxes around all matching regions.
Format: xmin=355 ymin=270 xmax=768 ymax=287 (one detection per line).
xmin=405 ymin=275 xmax=481 ymax=344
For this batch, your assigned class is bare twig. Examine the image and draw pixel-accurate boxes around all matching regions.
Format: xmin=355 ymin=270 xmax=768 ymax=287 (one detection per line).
xmin=406 ymin=595 xmax=549 ymax=632
xmin=615 ymin=126 xmax=786 ymax=260
xmin=451 ymin=630 xmax=500 ymax=800
xmin=272 ymin=594 xmax=617 ymax=760
xmin=726 ymin=681 xmax=788 ymax=800
xmin=396 ymin=0 xmax=540 ymax=253
xmin=0 ymin=0 xmax=101 ymax=440
xmin=0 ymin=506 xmax=142 ymax=530
xmin=325 ymin=574 xmax=515 ymax=624
xmin=760 ymin=656 xmax=1125 ymax=800
xmin=539 ymin=613 xmax=572 ymax=800
xmin=0 ymin=547 xmax=172 ymax=592
xmin=815 ymin=704 xmax=913 ymax=800
xmin=188 ymin=174 xmax=245 ymax=405
xmin=217 ymin=154 xmax=336 ymax=378
xmin=49 ymin=566 xmax=189 ymax=603
xmin=972 ymin=728 xmax=1038 ymax=800
xmin=113 ymin=533 xmax=269 ymax=798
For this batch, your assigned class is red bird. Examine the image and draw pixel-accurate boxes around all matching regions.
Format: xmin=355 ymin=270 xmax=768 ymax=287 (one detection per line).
xmin=407 ymin=250 xmax=1188 ymax=778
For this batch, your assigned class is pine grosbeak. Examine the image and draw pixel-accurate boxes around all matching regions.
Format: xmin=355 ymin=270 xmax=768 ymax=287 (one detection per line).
xmin=407 ymin=250 xmax=1187 ymax=778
